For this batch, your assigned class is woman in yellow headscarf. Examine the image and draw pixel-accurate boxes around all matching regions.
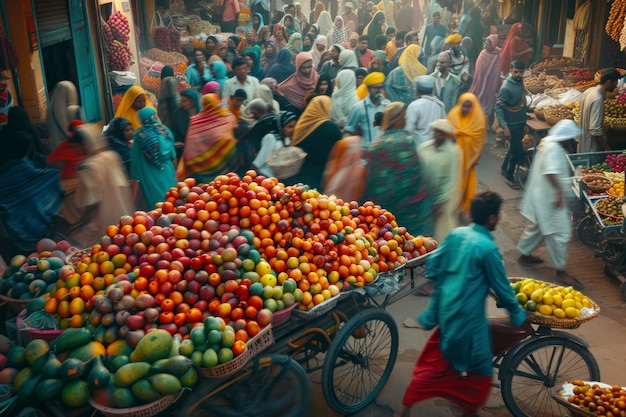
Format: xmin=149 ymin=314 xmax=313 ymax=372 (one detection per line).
xmin=447 ymin=92 xmax=486 ymax=215
xmin=287 ymin=95 xmax=342 ymax=190
xmin=114 ymin=86 xmax=155 ymax=130
xmin=384 ymin=44 xmax=426 ymax=104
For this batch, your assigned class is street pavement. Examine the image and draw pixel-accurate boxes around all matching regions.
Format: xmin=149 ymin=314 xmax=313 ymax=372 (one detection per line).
xmin=307 ymin=132 xmax=626 ymax=417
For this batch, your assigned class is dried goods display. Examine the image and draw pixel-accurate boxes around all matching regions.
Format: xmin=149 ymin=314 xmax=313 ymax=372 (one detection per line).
xmin=531 ymin=56 xmax=578 ymax=72
xmin=106 ymin=41 xmax=133 ymax=72
xmin=543 ymin=105 xmax=574 ymax=125
xmin=560 ymin=380 xmax=626 ymax=416
xmin=595 ymin=196 xmax=625 ymax=219
xmin=153 ymin=27 xmax=182 ymax=53
xmin=606 ymin=0 xmax=626 ymax=42
xmin=103 ymin=11 xmax=133 ymax=72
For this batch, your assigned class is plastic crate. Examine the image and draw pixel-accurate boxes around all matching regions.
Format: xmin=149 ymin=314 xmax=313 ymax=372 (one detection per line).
xmin=292 ymin=295 xmax=340 ymax=320
xmin=271 ymin=302 xmax=297 ymax=327
xmin=89 ymin=389 xmax=186 ymax=417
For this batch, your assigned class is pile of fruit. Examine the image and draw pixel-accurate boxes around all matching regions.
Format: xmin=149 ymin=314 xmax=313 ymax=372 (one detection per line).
xmin=153 ymin=27 xmax=182 ymax=53
xmin=512 ymin=278 xmax=593 ymax=319
xmin=595 ymin=196 xmax=625 ymax=219
xmin=604 ymin=99 xmax=626 ymax=128
xmin=102 ymin=11 xmax=133 ymax=71
xmin=565 ymin=380 xmax=626 ymax=416
xmin=605 ymin=172 xmax=625 ymax=197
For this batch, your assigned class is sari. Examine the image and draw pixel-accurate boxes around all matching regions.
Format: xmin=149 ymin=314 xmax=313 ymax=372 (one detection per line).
xmin=46 ymin=81 xmax=85 ymax=152
xmin=158 ymin=76 xmax=180 ymax=129
xmin=330 ymin=69 xmax=360 ymax=126
xmin=311 ymin=35 xmax=328 ymax=68
xmin=177 ymin=94 xmax=241 ymax=182
xmin=322 ymin=135 xmax=366 ymax=202
xmin=209 ymin=60 xmax=228 ymax=92
xmin=276 ymin=52 xmax=319 ymax=110
xmin=114 ymin=86 xmax=155 ymax=130
xmin=327 ymin=16 xmax=350 ymax=46
xmin=469 ymin=34 xmax=501 ymax=119
xmin=131 ymin=107 xmax=177 ymax=208
xmin=104 ymin=117 xmax=132 ymax=175
xmin=500 ymin=22 xmax=533 ymax=74
xmin=447 ymin=93 xmax=486 ymax=213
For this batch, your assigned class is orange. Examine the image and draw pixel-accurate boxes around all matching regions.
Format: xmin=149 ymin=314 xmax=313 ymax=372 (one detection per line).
xmin=44 ymin=297 xmax=58 ymax=314
xmin=79 ymin=285 xmax=95 ymax=301
xmin=69 ymin=314 xmax=84 ymax=328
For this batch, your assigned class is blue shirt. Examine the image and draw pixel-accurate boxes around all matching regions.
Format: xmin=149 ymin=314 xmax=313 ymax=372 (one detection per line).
xmin=344 ymin=96 xmax=390 ymax=147
xmin=419 ymin=224 xmax=527 ymax=376
xmin=423 ymin=23 xmax=447 ymax=56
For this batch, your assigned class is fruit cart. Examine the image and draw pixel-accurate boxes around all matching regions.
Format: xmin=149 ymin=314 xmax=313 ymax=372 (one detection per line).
xmin=567 ymin=151 xmax=626 ymax=300
xmin=552 ymin=380 xmax=626 ymax=417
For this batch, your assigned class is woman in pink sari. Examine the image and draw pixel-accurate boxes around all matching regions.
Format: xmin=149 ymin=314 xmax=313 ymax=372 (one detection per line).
xmin=469 ymin=34 xmax=501 ymax=125
xmin=177 ymin=94 xmax=241 ymax=182
xmin=277 ymin=52 xmax=319 ymax=111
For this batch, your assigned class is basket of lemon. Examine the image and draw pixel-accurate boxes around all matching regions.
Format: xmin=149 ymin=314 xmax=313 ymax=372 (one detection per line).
xmin=502 ymin=278 xmax=600 ymax=328
xmin=605 ymin=172 xmax=625 ymax=197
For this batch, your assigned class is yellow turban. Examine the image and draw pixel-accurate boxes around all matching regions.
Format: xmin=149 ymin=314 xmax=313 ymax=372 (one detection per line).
xmin=446 ymin=33 xmax=462 ymax=44
xmin=362 ymin=71 xmax=385 ymax=86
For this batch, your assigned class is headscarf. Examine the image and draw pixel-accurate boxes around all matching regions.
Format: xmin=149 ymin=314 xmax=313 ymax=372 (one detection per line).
xmin=273 ymin=110 xmax=298 ymax=138
xmin=316 ymin=11 xmax=333 ymax=36
xmin=545 ymin=119 xmax=581 ymax=143
xmin=313 ymin=2 xmax=325 ymax=23
xmin=338 ymin=49 xmax=359 ymax=69
xmin=205 ymin=36 xmax=219 ymax=55
xmin=398 ymin=44 xmax=426 ymax=81
xmin=346 ymin=32 xmax=359 ymax=50
xmin=180 ymin=88 xmax=201 ymax=115
xmin=363 ymin=11 xmax=385 ymax=41
xmin=468 ymin=34 xmax=501 ymax=116
xmin=311 ymin=35 xmax=328 ymax=68
xmin=245 ymin=12 xmax=265 ymax=32
xmin=447 ymin=93 xmax=485 ymax=139
xmin=134 ymin=107 xmax=172 ymax=169
xmin=291 ymin=95 xmax=332 ymax=146
xmin=261 ymin=77 xmax=278 ymax=92
xmin=262 ymin=40 xmax=279 ymax=73
xmin=381 ymin=102 xmax=406 ymax=131
xmin=272 ymin=23 xmax=288 ymax=47
xmin=303 ymin=34 xmax=315 ymax=52
xmin=245 ymin=50 xmax=265 ymax=79
xmin=161 ymin=65 xmax=174 ymax=79
xmin=114 ymin=85 xmax=155 ymax=130
xmin=283 ymin=14 xmax=298 ymax=36
xmin=47 ymin=81 xmax=83 ymax=151
xmin=256 ymin=26 xmax=271 ymax=46
xmin=500 ymin=22 xmax=533 ymax=74
xmin=288 ymin=32 xmax=303 ymax=57
xmin=327 ymin=16 xmax=350 ymax=46
xmin=203 ymin=81 xmax=221 ymax=95
xmin=158 ymin=76 xmax=180 ymax=127
xmin=104 ymin=117 xmax=132 ymax=172
xmin=277 ymin=52 xmax=320 ymax=110
xmin=330 ymin=69 xmax=360 ymax=124
xmin=265 ymin=48 xmax=296 ymax=83
xmin=430 ymin=35 xmax=445 ymax=56
xmin=209 ymin=60 xmax=228 ymax=91
xmin=316 ymin=73 xmax=334 ymax=96
xmin=241 ymin=84 xmax=281 ymax=125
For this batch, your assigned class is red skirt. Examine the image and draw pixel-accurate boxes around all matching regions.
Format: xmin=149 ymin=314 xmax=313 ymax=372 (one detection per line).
xmin=401 ymin=327 xmax=493 ymax=415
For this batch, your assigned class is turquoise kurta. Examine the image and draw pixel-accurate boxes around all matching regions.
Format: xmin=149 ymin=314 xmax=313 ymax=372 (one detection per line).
xmin=419 ymin=224 xmax=527 ymax=376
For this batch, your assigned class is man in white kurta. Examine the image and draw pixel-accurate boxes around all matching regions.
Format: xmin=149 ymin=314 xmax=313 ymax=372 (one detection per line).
xmin=517 ymin=120 xmax=583 ymax=288
xmin=579 ymin=71 xmax=619 ymax=153
xmin=418 ymin=119 xmax=462 ymax=242
xmin=405 ymin=76 xmax=447 ymax=147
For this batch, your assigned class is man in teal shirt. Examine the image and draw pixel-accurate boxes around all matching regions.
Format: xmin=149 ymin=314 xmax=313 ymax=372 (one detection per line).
xmin=396 ymin=191 xmax=526 ymax=417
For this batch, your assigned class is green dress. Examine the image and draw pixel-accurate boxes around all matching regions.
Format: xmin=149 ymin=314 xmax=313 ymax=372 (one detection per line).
xmin=365 ymin=129 xmax=432 ymax=236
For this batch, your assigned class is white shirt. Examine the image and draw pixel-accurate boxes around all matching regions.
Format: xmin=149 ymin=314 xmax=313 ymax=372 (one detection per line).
xmin=405 ymin=95 xmax=447 ymax=147
xmin=253 ymin=133 xmax=290 ymax=177
xmin=579 ymin=85 xmax=605 ymax=153
xmin=222 ymin=75 xmax=260 ymax=101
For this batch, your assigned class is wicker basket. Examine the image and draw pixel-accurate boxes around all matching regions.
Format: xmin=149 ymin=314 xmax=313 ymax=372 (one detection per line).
xmin=582 ymin=174 xmax=612 ymax=193
xmin=266 ymin=147 xmax=307 ymax=180
xmin=526 ymin=85 xmax=545 ymax=95
xmin=292 ymin=294 xmax=340 ymax=319
xmin=198 ymin=324 xmax=274 ymax=378
xmin=506 ymin=277 xmax=600 ymax=328
xmin=534 ymin=108 xmax=546 ymax=121
xmin=271 ymin=302 xmax=298 ymax=327
xmin=88 ymin=390 xmax=186 ymax=417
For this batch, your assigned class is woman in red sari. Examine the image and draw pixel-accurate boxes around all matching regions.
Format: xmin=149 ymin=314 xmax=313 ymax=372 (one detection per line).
xmin=177 ymin=94 xmax=241 ymax=182
xmin=500 ymin=22 xmax=533 ymax=75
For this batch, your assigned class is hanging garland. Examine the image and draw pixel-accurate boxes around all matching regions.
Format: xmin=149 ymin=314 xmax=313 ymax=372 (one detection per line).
xmin=606 ymin=0 xmax=626 ymax=42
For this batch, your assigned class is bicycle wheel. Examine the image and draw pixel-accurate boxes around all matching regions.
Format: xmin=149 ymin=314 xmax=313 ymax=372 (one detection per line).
xmin=514 ymin=151 xmax=533 ymax=190
xmin=322 ymin=308 xmax=399 ymax=415
xmin=500 ymin=336 xmax=600 ymax=417
xmin=181 ymin=354 xmax=310 ymax=417
xmin=576 ymin=215 xmax=604 ymax=249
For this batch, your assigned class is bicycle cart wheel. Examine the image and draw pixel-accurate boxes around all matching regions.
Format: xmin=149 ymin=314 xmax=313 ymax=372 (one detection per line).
xmin=514 ymin=151 xmax=533 ymax=190
xmin=500 ymin=336 xmax=600 ymax=417
xmin=322 ymin=308 xmax=399 ymax=415
xmin=576 ymin=215 xmax=604 ymax=249
xmin=181 ymin=354 xmax=309 ymax=417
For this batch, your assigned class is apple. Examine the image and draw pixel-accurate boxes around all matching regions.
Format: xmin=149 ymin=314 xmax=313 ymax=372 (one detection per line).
xmin=184 ymin=291 xmax=199 ymax=305
xmin=199 ymin=285 xmax=215 ymax=301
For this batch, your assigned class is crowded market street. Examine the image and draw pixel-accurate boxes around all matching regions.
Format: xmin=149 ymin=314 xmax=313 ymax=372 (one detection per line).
xmin=307 ymin=132 xmax=626 ymax=417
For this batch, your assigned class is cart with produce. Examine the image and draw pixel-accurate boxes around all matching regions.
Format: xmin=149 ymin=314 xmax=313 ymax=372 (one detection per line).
xmin=567 ymin=151 xmax=626 ymax=299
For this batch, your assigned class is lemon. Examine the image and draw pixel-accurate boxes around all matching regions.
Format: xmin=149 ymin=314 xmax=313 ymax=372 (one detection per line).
xmin=575 ymin=302 xmax=583 ymax=310
xmin=564 ymin=293 xmax=575 ymax=300
xmin=516 ymin=293 xmax=528 ymax=305
xmin=542 ymin=294 xmax=554 ymax=306
xmin=561 ymin=299 xmax=576 ymax=310
xmin=522 ymin=284 xmax=535 ymax=297
xmin=553 ymin=308 xmax=566 ymax=319
xmin=538 ymin=304 xmax=553 ymax=316
xmin=531 ymin=289 xmax=544 ymax=303
xmin=582 ymin=298 xmax=592 ymax=308
xmin=565 ymin=307 xmax=580 ymax=318
xmin=552 ymin=294 xmax=563 ymax=307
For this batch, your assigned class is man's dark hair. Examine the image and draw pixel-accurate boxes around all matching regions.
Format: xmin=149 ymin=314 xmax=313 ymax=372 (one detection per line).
xmin=358 ymin=35 xmax=369 ymax=43
xmin=375 ymin=34 xmax=388 ymax=50
xmin=510 ymin=59 xmax=525 ymax=70
xmin=232 ymin=89 xmax=248 ymax=99
xmin=233 ymin=58 xmax=248 ymax=69
xmin=600 ymin=68 xmax=621 ymax=84
xmin=405 ymin=31 xmax=417 ymax=43
xmin=470 ymin=191 xmax=502 ymax=225
xmin=385 ymin=27 xmax=396 ymax=36
xmin=396 ymin=30 xmax=408 ymax=41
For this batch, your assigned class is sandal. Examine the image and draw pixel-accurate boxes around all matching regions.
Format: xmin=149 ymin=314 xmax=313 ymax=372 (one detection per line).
xmin=519 ymin=254 xmax=544 ymax=264
xmin=505 ymin=178 xmax=520 ymax=189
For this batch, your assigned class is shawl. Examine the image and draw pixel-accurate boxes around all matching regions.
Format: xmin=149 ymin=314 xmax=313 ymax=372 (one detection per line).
xmin=265 ymin=48 xmax=296 ymax=84
xmin=244 ymin=12 xmax=265 ymax=32
xmin=203 ymin=81 xmax=221 ymax=94
xmin=327 ymin=16 xmax=350 ymax=46
xmin=363 ymin=11 xmax=385 ymax=41
xmin=104 ymin=117 xmax=132 ymax=172
xmin=292 ymin=95 xmax=331 ymax=146
xmin=338 ymin=49 xmax=359 ymax=69
xmin=180 ymin=94 xmax=238 ymax=179
xmin=447 ymin=93 xmax=486 ymax=212
xmin=322 ymin=135 xmax=366 ymax=202
xmin=313 ymin=2 xmax=325 ymax=23
xmin=469 ymin=34 xmax=501 ymax=115
xmin=500 ymin=22 xmax=533 ymax=74
xmin=330 ymin=69 xmax=360 ymax=125
xmin=303 ymin=33 xmax=315 ymax=51
xmin=283 ymin=14 xmax=298 ymax=36
xmin=245 ymin=50 xmax=265 ymax=79
xmin=181 ymin=88 xmax=201 ymax=112
xmin=262 ymin=40 xmax=279 ymax=73
xmin=316 ymin=11 xmax=333 ymax=36
xmin=133 ymin=107 xmax=172 ymax=169
xmin=158 ymin=76 xmax=180 ymax=128
xmin=311 ymin=35 xmax=328 ymax=68
xmin=47 ymin=81 xmax=82 ymax=152
xmin=272 ymin=24 xmax=288 ymax=48
xmin=114 ymin=85 xmax=155 ymax=130
xmin=398 ymin=44 xmax=426 ymax=81
xmin=288 ymin=32 xmax=302 ymax=57
xmin=277 ymin=52 xmax=320 ymax=110
xmin=209 ymin=60 xmax=228 ymax=92
xmin=205 ymin=35 xmax=219 ymax=55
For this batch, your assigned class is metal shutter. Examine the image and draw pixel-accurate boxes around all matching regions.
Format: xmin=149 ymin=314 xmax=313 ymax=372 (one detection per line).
xmin=33 ymin=0 xmax=71 ymax=48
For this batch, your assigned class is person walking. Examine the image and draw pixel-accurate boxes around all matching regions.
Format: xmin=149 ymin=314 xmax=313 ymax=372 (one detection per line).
xmin=344 ymin=72 xmax=390 ymax=148
xmin=405 ymin=76 xmax=447 ymax=146
xmin=495 ymin=59 xmax=528 ymax=189
xmin=431 ymin=52 xmax=461 ymax=112
xmin=517 ymin=120 xmax=585 ymax=289
xmin=422 ymin=11 xmax=446 ymax=58
xmin=394 ymin=191 xmax=527 ymax=417
xmin=469 ymin=34 xmax=501 ymax=127
xmin=579 ymin=69 xmax=620 ymax=153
